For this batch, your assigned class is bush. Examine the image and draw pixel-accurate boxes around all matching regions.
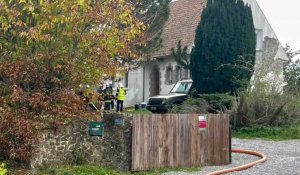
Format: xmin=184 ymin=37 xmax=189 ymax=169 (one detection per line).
xmin=169 ymin=98 xmax=209 ymax=114
xmin=0 ymin=60 xmax=85 ymax=166
xmin=199 ymin=93 xmax=235 ymax=113
xmin=0 ymin=112 xmax=38 ymax=166
xmin=231 ymin=90 xmax=300 ymax=129
xmin=169 ymin=94 xmax=235 ymax=114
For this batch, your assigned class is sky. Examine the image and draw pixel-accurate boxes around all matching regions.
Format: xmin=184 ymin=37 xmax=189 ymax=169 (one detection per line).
xmin=255 ymin=0 xmax=300 ymax=59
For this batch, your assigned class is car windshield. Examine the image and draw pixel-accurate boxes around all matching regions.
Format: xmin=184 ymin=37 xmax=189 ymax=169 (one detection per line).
xmin=170 ymin=82 xmax=192 ymax=94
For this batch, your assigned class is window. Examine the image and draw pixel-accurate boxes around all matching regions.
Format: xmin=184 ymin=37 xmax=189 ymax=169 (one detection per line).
xmin=170 ymin=81 xmax=192 ymax=94
xmin=174 ymin=66 xmax=181 ymax=82
xmin=255 ymin=29 xmax=263 ymax=51
xmin=165 ymin=65 xmax=173 ymax=84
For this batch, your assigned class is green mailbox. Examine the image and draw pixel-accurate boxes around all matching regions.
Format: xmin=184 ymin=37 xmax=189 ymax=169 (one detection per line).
xmin=89 ymin=121 xmax=104 ymax=136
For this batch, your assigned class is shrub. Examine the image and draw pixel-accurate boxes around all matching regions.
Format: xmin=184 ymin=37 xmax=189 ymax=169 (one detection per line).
xmin=231 ymin=90 xmax=300 ymax=129
xmin=169 ymin=94 xmax=235 ymax=114
xmin=0 ymin=60 xmax=85 ymax=166
xmin=199 ymin=93 xmax=235 ymax=113
xmin=0 ymin=112 xmax=38 ymax=166
xmin=169 ymin=98 xmax=209 ymax=114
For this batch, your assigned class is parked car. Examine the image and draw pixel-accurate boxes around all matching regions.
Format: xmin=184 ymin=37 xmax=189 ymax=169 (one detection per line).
xmin=146 ymin=79 xmax=193 ymax=113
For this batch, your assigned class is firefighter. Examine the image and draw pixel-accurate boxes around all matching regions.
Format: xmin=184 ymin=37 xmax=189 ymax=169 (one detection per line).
xmin=103 ymin=88 xmax=111 ymax=111
xmin=116 ymin=83 xmax=126 ymax=113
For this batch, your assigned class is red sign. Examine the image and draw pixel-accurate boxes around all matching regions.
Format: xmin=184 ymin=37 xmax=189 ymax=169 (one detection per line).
xmin=198 ymin=121 xmax=207 ymax=128
xmin=198 ymin=115 xmax=207 ymax=131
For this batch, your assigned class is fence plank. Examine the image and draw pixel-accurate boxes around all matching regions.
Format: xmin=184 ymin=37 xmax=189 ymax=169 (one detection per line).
xmin=207 ymin=114 xmax=214 ymax=165
xmin=174 ymin=114 xmax=180 ymax=167
xmin=214 ymin=114 xmax=222 ymax=165
xmin=221 ymin=114 xmax=230 ymax=164
xmin=131 ymin=116 xmax=136 ymax=170
xmin=190 ymin=115 xmax=197 ymax=166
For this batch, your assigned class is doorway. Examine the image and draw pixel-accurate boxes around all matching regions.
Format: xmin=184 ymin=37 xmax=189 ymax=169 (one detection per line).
xmin=150 ymin=65 xmax=160 ymax=96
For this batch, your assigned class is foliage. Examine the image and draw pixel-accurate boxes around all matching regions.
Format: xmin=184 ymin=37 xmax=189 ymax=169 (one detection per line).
xmin=0 ymin=163 xmax=8 ymax=175
xmin=284 ymin=60 xmax=300 ymax=92
xmin=190 ymin=0 xmax=256 ymax=94
xmin=0 ymin=0 xmax=145 ymax=83
xmin=170 ymin=94 xmax=234 ymax=114
xmin=169 ymin=98 xmax=209 ymax=114
xmin=199 ymin=93 xmax=235 ymax=113
xmin=70 ymin=149 xmax=85 ymax=166
xmin=283 ymin=43 xmax=299 ymax=62
xmin=231 ymin=88 xmax=300 ymax=129
xmin=171 ymin=40 xmax=190 ymax=70
xmin=0 ymin=111 xmax=38 ymax=165
xmin=232 ymin=123 xmax=300 ymax=140
xmin=283 ymin=44 xmax=300 ymax=93
xmin=0 ymin=0 xmax=145 ymax=166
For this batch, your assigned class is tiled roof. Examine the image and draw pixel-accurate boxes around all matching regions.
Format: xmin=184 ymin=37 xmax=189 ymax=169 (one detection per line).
xmin=150 ymin=0 xmax=207 ymax=58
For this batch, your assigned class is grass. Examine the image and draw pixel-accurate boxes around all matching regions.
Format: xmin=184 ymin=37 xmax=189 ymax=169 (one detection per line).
xmin=232 ymin=123 xmax=300 ymax=141
xmin=123 ymin=108 xmax=152 ymax=115
xmin=102 ymin=107 xmax=152 ymax=115
xmin=39 ymin=165 xmax=118 ymax=175
xmin=38 ymin=165 xmax=201 ymax=175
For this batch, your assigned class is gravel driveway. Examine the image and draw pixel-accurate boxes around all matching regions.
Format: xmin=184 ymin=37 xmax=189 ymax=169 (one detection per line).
xmin=163 ymin=138 xmax=300 ymax=175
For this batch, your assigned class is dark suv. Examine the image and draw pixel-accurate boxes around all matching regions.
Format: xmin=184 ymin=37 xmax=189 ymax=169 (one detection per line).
xmin=146 ymin=79 xmax=193 ymax=113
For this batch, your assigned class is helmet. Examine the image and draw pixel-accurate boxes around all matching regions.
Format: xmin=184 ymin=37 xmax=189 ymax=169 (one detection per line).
xmin=118 ymin=83 xmax=124 ymax=88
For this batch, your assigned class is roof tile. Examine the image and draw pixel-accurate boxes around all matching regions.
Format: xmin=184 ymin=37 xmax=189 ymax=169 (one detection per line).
xmin=150 ymin=0 xmax=206 ymax=58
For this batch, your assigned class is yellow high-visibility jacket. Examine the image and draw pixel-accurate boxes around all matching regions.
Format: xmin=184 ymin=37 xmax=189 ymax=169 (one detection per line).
xmin=117 ymin=87 xmax=126 ymax=101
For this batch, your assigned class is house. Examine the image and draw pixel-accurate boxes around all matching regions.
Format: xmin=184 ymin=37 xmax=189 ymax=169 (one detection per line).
xmin=123 ymin=0 xmax=288 ymax=107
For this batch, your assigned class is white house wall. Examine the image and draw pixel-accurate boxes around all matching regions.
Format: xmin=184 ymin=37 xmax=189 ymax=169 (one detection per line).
xmin=158 ymin=56 xmax=180 ymax=95
xmin=243 ymin=0 xmax=288 ymax=91
xmin=243 ymin=0 xmax=276 ymax=40
xmin=243 ymin=0 xmax=288 ymax=62
xmin=144 ymin=63 xmax=152 ymax=103
xmin=126 ymin=57 xmax=184 ymax=107
xmin=123 ymin=68 xmax=144 ymax=107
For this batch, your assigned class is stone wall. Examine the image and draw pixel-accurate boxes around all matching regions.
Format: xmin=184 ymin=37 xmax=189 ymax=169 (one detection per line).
xmin=31 ymin=114 xmax=132 ymax=172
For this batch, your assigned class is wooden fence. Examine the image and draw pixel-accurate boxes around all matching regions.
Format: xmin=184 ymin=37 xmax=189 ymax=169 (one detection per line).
xmin=131 ymin=114 xmax=230 ymax=171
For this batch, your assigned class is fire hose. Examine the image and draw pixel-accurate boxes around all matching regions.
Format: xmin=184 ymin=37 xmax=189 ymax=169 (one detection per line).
xmin=206 ymin=148 xmax=267 ymax=175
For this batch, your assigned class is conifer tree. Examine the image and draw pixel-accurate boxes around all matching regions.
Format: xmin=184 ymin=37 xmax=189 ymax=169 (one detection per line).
xmin=190 ymin=0 xmax=256 ymax=94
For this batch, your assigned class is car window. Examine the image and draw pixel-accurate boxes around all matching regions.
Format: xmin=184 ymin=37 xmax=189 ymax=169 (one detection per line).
xmin=170 ymin=82 xmax=192 ymax=93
